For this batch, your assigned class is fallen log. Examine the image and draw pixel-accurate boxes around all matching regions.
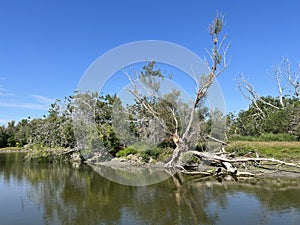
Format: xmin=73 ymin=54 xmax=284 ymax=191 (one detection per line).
xmin=189 ymin=151 xmax=300 ymax=169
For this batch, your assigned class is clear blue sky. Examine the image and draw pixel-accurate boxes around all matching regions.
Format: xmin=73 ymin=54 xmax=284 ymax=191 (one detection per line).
xmin=1 ymin=0 xmax=300 ymax=125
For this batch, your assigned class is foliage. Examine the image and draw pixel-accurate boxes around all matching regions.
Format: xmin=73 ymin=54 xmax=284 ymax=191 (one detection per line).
xmin=115 ymin=147 xmax=137 ymax=157
xmin=228 ymin=97 xmax=300 ymax=140
xmin=229 ymin=133 xmax=297 ymax=142
xmin=139 ymin=147 xmax=163 ymax=162
xmin=181 ymin=152 xmax=200 ymax=165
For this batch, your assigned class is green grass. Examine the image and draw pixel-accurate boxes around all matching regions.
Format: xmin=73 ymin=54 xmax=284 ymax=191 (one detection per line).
xmin=229 ymin=133 xmax=297 ymax=142
xmin=115 ymin=147 xmax=137 ymax=157
xmin=226 ymin=141 xmax=300 ymax=162
xmin=0 ymin=146 xmax=23 ymax=151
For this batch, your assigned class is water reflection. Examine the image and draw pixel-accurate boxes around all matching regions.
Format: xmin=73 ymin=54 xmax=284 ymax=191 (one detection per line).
xmin=0 ymin=153 xmax=300 ymax=225
xmin=89 ymin=163 xmax=173 ymax=186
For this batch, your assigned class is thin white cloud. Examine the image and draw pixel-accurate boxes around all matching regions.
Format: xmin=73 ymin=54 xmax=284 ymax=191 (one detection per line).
xmin=31 ymin=94 xmax=55 ymax=104
xmin=0 ymin=85 xmax=13 ymax=96
xmin=0 ymin=101 xmax=49 ymax=110
xmin=0 ymin=94 xmax=55 ymax=111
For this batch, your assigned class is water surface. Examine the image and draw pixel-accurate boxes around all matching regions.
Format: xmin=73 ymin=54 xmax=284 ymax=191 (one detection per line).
xmin=0 ymin=153 xmax=300 ymax=225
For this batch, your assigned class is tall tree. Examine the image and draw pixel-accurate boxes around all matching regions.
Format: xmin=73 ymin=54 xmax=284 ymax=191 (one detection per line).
xmin=124 ymin=14 xmax=229 ymax=166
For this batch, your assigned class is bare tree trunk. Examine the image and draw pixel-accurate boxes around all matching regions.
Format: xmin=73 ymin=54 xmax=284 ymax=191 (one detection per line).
xmin=165 ymin=138 xmax=189 ymax=167
xmin=165 ymin=14 xmax=229 ymax=167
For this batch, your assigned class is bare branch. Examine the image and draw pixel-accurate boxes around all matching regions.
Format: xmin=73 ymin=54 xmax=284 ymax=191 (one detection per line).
xmin=190 ymin=151 xmax=300 ymax=169
xmin=123 ymin=69 xmax=170 ymax=135
xmin=170 ymin=108 xmax=179 ymax=136
xmin=238 ymin=74 xmax=280 ymax=116
xmin=287 ymin=60 xmax=300 ymax=99
xmin=182 ymin=13 xmax=229 ymax=141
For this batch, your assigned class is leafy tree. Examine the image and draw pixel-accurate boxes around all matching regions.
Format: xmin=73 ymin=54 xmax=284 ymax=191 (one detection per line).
xmin=6 ymin=120 xmax=16 ymax=147
xmin=14 ymin=118 xmax=31 ymax=147
xmin=0 ymin=125 xmax=8 ymax=148
xmin=228 ymin=97 xmax=300 ymax=139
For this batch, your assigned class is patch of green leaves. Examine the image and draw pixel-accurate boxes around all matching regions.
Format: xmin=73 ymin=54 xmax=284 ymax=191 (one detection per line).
xmin=115 ymin=147 xmax=137 ymax=157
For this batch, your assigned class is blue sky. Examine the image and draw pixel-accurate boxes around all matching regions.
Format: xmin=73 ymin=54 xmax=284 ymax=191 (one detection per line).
xmin=1 ymin=0 xmax=300 ymax=125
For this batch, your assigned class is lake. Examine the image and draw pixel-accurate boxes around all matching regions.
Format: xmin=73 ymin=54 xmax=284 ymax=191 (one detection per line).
xmin=0 ymin=152 xmax=300 ymax=225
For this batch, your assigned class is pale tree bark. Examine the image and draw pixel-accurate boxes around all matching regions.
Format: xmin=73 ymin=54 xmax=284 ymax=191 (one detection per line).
xmin=238 ymin=58 xmax=300 ymax=110
xmin=272 ymin=60 xmax=287 ymax=107
xmin=166 ymin=13 xmax=230 ymax=167
xmin=124 ymin=14 xmax=229 ymax=168
xmin=286 ymin=58 xmax=300 ymax=100
xmin=238 ymin=74 xmax=280 ymax=117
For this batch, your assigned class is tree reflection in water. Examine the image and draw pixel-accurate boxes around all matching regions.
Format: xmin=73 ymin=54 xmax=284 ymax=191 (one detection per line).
xmin=1 ymin=153 xmax=300 ymax=225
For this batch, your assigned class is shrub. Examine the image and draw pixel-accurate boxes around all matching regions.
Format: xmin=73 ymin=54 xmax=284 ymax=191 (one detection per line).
xmin=259 ymin=133 xmax=297 ymax=142
xmin=115 ymin=147 xmax=137 ymax=157
xmin=228 ymin=135 xmax=258 ymax=142
xmin=226 ymin=145 xmax=256 ymax=157
xmin=157 ymin=147 xmax=174 ymax=162
xmin=157 ymin=139 xmax=176 ymax=149
xmin=139 ymin=147 xmax=163 ymax=163
xmin=229 ymin=133 xmax=297 ymax=142
xmin=181 ymin=152 xmax=199 ymax=165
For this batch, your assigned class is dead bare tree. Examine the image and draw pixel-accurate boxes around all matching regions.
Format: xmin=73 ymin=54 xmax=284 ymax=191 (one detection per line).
xmin=165 ymin=14 xmax=231 ymax=167
xmin=239 ymin=58 xmax=300 ymax=109
xmin=123 ymin=14 xmax=229 ymax=167
xmin=112 ymin=14 xmax=300 ymax=179
xmin=285 ymin=58 xmax=300 ymax=100
xmin=272 ymin=60 xmax=287 ymax=107
xmin=238 ymin=74 xmax=282 ymax=120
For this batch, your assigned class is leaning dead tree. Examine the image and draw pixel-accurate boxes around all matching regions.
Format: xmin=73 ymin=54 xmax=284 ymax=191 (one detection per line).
xmin=121 ymin=14 xmax=300 ymax=178
xmin=165 ymin=14 xmax=230 ymax=166
xmin=124 ymin=13 xmax=230 ymax=167
xmin=238 ymin=57 xmax=300 ymax=114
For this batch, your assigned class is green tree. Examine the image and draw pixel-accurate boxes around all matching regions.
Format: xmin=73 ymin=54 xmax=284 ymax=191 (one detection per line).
xmin=15 ymin=118 xmax=31 ymax=147
xmin=6 ymin=120 xmax=16 ymax=147
xmin=0 ymin=125 xmax=8 ymax=147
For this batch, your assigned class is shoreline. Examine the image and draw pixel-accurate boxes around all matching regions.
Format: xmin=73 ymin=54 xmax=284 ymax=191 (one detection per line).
xmin=2 ymin=150 xmax=300 ymax=178
xmin=86 ymin=158 xmax=300 ymax=179
xmin=0 ymin=149 xmax=28 ymax=153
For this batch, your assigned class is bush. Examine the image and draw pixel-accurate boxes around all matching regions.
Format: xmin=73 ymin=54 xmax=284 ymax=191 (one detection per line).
xmin=228 ymin=135 xmax=258 ymax=142
xmin=115 ymin=147 xmax=137 ymax=157
xmin=157 ymin=147 xmax=174 ymax=162
xmin=157 ymin=139 xmax=176 ymax=149
xmin=226 ymin=145 xmax=256 ymax=157
xmin=181 ymin=152 xmax=199 ymax=165
xmin=139 ymin=147 xmax=163 ymax=163
xmin=259 ymin=133 xmax=297 ymax=142
xmin=229 ymin=133 xmax=297 ymax=142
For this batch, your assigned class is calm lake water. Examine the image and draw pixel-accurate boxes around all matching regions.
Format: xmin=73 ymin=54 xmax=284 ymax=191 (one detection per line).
xmin=1 ymin=153 xmax=300 ymax=225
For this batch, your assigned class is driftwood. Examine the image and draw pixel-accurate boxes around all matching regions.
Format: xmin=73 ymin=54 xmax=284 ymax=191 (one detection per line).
xmin=190 ymin=151 xmax=300 ymax=168
xmin=186 ymin=150 xmax=300 ymax=178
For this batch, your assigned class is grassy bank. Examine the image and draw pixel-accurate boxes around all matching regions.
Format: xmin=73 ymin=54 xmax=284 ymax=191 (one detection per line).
xmin=0 ymin=147 xmax=24 ymax=152
xmin=226 ymin=141 xmax=300 ymax=162
xmin=2 ymin=141 xmax=300 ymax=164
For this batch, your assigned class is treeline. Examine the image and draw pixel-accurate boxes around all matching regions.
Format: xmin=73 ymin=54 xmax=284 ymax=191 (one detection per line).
xmin=227 ymin=96 xmax=300 ymax=141
xmin=0 ymin=93 xmax=119 ymax=151
xmin=1 ymin=74 xmax=299 ymax=151
xmin=0 ymin=90 xmax=213 ymax=153
xmin=1 ymin=92 xmax=299 ymax=152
